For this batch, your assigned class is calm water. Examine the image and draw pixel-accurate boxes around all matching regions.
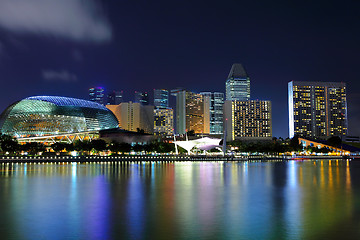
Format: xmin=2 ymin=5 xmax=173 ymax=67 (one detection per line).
xmin=0 ymin=160 xmax=359 ymax=240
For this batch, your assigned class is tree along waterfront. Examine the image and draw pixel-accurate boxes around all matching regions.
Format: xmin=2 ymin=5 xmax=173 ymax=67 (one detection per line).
xmin=0 ymin=133 xmax=348 ymax=157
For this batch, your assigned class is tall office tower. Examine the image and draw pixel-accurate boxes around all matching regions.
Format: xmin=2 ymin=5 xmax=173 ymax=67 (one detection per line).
xmin=154 ymin=89 xmax=169 ymax=108
xmin=200 ymin=92 xmax=224 ymax=135
xmin=225 ymin=63 xmax=250 ymax=101
xmin=154 ymin=108 xmax=174 ymax=136
xmin=106 ymin=102 xmax=154 ymax=134
xmin=172 ymin=90 xmax=210 ymax=135
xmin=89 ymin=87 xmax=105 ymax=105
xmin=288 ymin=81 xmax=347 ymax=139
xmin=106 ymin=90 xmax=123 ymax=105
xmin=134 ymin=91 xmax=149 ymax=105
xmin=224 ymin=100 xmax=272 ymax=141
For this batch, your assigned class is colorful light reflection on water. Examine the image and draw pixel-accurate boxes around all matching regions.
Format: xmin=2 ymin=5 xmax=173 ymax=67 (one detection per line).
xmin=0 ymin=160 xmax=359 ymax=239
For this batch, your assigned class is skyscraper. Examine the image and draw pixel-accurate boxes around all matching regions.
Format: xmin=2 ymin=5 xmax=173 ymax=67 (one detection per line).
xmin=154 ymin=89 xmax=169 ymax=108
xmin=225 ymin=63 xmax=250 ymax=101
xmin=288 ymin=81 xmax=347 ymax=138
xmin=200 ymin=92 xmax=224 ymax=135
xmin=173 ymin=90 xmax=210 ymax=135
xmin=134 ymin=91 xmax=149 ymax=105
xmin=106 ymin=90 xmax=123 ymax=105
xmin=89 ymin=87 xmax=105 ymax=105
xmin=224 ymin=100 xmax=272 ymax=141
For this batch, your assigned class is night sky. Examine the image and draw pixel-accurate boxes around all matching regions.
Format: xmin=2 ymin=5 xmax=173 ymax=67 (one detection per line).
xmin=0 ymin=0 xmax=359 ymax=138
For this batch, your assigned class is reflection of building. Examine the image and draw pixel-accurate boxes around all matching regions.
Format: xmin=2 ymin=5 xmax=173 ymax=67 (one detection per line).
xmin=134 ymin=91 xmax=149 ymax=105
xmin=107 ymin=90 xmax=123 ymax=105
xmin=154 ymin=108 xmax=174 ymax=136
xmin=224 ymin=100 xmax=272 ymax=141
xmin=0 ymin=96 xmax=119 ymax=142
xmin=89 ymin=87 xmax=105 ymax=105
xmin=225 ymin=63 xmax=250 ymax=101
xmin=288 ymin=81 xmax=347 ymax=138
xmin=107 ymin=102 xmax=154 ymax=134
xmin=154 ymin=89 xmax=169 ymax=108
xmin=173 ymin=90 xmax=210 ymax=135
xmin=200 ymin=92 xmax=224 ymax=134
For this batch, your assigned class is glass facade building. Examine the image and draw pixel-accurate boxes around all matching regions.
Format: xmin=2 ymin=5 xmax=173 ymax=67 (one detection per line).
xmin=0 ymin=96 xmax=119 ymax=138
xmin=154 ymin=89 xmax=169 ymax=109
xmin=288 ymin=81 xmax=347 ymax=138
xmin=200 ymin=92 xmax=224 ymax=134
xmin=225 ymin=63 xmax=250 ymax=101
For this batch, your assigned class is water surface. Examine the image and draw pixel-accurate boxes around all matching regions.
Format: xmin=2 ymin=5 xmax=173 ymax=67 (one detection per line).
xmin=0 ymin=160 xmax=359 ymax=239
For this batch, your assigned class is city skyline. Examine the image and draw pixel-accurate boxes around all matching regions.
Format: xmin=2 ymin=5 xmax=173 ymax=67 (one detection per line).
xmin=0 ymin=0 xmax=359 ymax=138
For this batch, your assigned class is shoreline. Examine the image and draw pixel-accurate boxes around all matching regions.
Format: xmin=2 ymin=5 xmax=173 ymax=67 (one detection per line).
xmin=0 ymin=155 xmax=351 ymax=163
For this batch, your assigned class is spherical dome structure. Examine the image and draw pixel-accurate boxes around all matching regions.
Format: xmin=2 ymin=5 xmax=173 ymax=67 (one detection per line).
xmin=0 ymin=96 xmax=119 ymax=138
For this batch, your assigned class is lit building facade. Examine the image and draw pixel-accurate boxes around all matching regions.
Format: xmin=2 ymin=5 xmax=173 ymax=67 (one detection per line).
xmin=224 ymin=100 xmax=272 ymax=141
xmin=134 ymin=91 xmax=149 ymax=105
xmin=225 ymin=63 xmax=250 ymax=101
xmin=107 ymin=102 xmax=154 ymax=134
xmin=89 ymin=87 xmax=105 ymax=105
xmin=154 ymin=108 xmax=174 ymax=136
xmin=288 ymin=81 xmax=347 ymax=138
xmin=0 ymin=96 xmax=119 ymax=141
xmin=154 ymin=89 xmax=169 ymax=108
xmin=200 ymin=92 xmax=224 ymax=134
xmin=173 ymin=90 xmax=210 ymax=135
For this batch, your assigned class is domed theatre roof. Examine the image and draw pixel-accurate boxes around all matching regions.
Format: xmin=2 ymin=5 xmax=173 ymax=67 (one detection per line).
xmin=0 ymin=96 xmax=119 ymax=138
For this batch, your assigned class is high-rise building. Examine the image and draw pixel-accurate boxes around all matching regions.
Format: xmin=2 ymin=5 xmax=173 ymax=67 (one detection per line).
xmin=173 ymin=90 xmax=210 ymax=135
xmin=154 ymin=89 xmax=169 ymax=109
xmin=200 ymin=92 xmax=224 ymax=135
xmin=134 ymin=91 xmax=149 ymax=105
xmin=106 ymin=90 xmax=123 ymax=105
xmin=224 ymin=100 xmax=272 ymax=141
xmin=89 ymin=87 xmax=105 ymax=105
xmin=154 ymin=108 xmax=174 ymax=136
xmin=288 ymin=81 xmax=347 ymax=138
xmin=107 ymin=102 xmax=154 ymax=134
xmin=225 ymin=63 xmax=250 ymax=101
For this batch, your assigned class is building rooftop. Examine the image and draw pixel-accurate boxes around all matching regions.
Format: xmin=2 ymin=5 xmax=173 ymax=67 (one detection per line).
xmin=227 ymin=63 xmax=249 ymax=79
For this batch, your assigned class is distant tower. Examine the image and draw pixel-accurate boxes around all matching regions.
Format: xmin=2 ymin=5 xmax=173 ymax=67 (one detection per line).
xmin=134 ymin=91 xmax=149 ymax=105
xmin=154 ymin=89 xmax=169 ymax=109
xmin=107 ymin=90 xmax=123 ymax=105
xmin=89 ymin=87 xmax=105 ymax=105
xmin=225 ymin=63 xmax=250 ymax=101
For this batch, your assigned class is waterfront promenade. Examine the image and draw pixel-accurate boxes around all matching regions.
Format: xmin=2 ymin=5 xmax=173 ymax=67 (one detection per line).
xmin=0 ymin=154 xmax=347 ymax=163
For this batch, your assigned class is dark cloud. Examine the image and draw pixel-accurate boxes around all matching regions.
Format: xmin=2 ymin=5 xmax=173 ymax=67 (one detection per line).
xmin=42 ymin=70 xmax=78 ymax=82
xmin=0 ymin=0 xmax=112 ymax=43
